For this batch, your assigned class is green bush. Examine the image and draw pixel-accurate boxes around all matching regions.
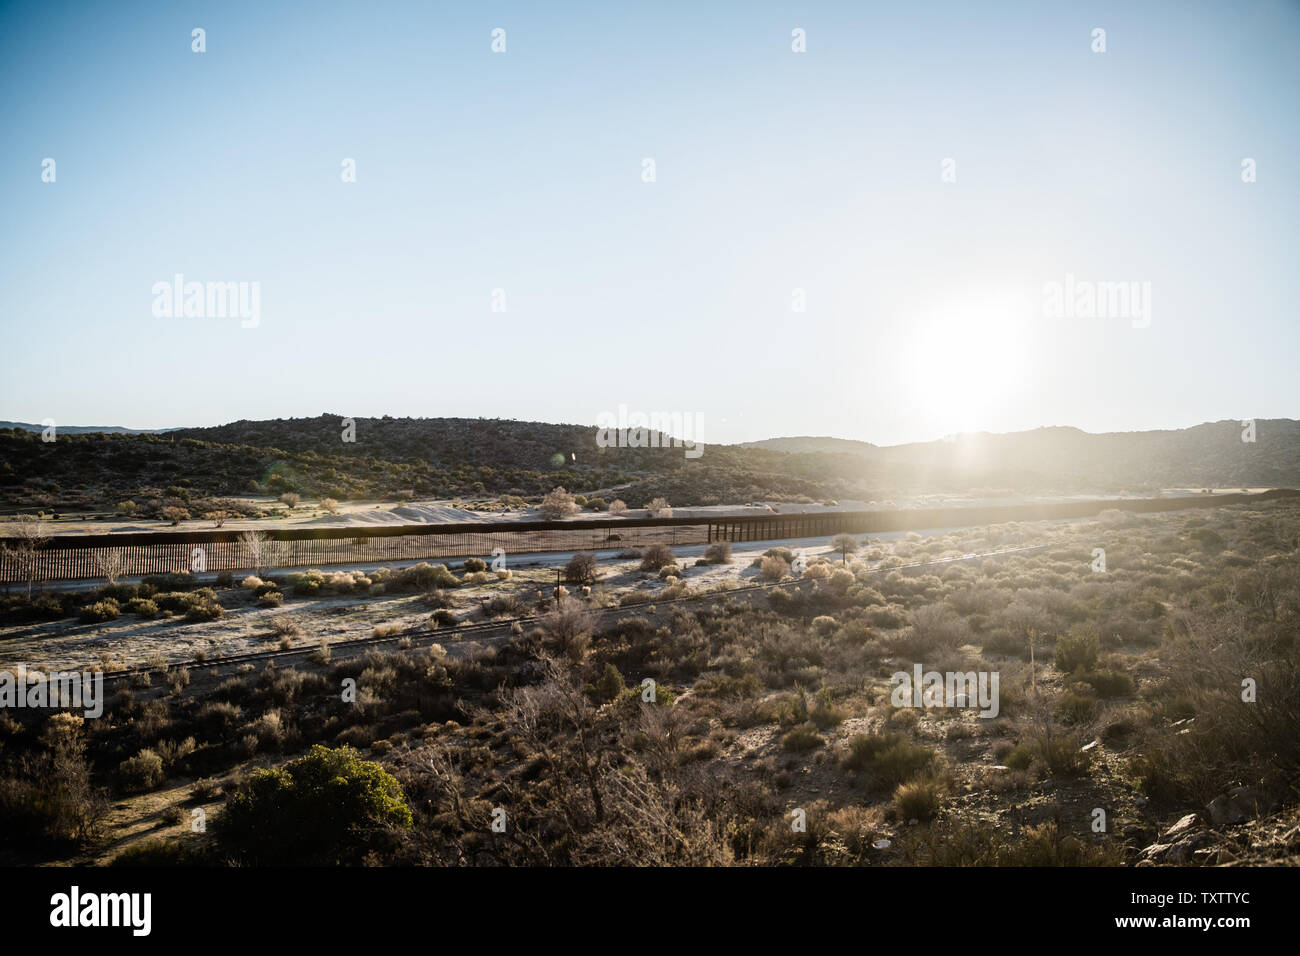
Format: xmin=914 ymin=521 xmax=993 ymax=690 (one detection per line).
xmin=587 ymin=663 xmax=626 ymax=703
xmin=842 ymin=733 xmax=936 ymax=787
xmin=127 ymin=598 xmax=159 ymax=619
xmin=79 ymin=598 xmax=121 ymax=624
xmin=215 ymin=744 xmax=412 ymax=865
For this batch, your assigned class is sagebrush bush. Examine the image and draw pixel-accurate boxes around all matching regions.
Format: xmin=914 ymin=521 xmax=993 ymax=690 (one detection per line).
xmin=79 ymin=598 xmax=120 ymax=624
xmin=116 ymin=749 xmax=165 ymax=792
xmin=1055 ymin=628 xmax=1100 ymax=674
xmin=639 ymin=544 xmax=676 ymax=572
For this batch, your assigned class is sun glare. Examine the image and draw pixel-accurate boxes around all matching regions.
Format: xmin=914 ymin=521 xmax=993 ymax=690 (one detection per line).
xmin=901 ymin=293 xmax=1034 ymax=436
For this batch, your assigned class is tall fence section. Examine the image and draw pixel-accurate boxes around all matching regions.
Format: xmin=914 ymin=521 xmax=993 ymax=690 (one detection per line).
xmin=0 ymin=489 xmax=1295 ymax=585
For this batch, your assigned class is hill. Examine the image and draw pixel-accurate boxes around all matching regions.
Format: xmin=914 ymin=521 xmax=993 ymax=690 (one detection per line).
xmin=0 ymin=415 xmax=1296 ymax=514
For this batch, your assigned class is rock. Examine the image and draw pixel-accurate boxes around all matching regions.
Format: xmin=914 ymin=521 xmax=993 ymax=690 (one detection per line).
xmin=1165 ymin=841 xmax=1196 ymax=864
xmin=1141 ymin=842 xmax=1173 ymax=860
xmin=1081 ymin=739 xmax=1099 ymax=752
xmin=1206 ymin=787 xmax=1272 ymax=826
xmin=1162 ymin=813 xmax=1201 ymax=841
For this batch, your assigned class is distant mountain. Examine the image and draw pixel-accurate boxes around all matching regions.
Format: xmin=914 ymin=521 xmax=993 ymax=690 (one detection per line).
xmin=0 ymin=421 xmax=176 ymax=435
xmin=740 ymin=436 xmax=880 ymax=455
xmin=744 ymin=421 xmax=1299 ymax=489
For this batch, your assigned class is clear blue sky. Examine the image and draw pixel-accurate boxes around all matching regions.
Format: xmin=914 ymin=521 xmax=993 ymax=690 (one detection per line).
xmin=2 ymin=0 xmax=1297 ymax=446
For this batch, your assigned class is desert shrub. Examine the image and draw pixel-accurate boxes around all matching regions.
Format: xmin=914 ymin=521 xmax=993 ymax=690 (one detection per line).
xmin=396 ymin=563 xmax=459 ymax=591
xmin=1032 ymin=733 xmax=1091 ymax=777
xmin=842 ymin=733 xmax=936 ymax=787
xmin=161 ymin=506 xmax=190 ymax=525
xmin=781 ymin=725 xmax=824 ymax=752
xmin=79 ymin=598 xmax=120 ymax=624
xmin=646 ymin=497 xmax=672 ymax=517
xmin=99 ymin=583 xmax=138 ymax=603
xmin=902 ymin=818 xmax=1122 ymax=866
xmin=110 ymin=837 xmax=207 ymax=866
xmin=1055 ymin=628 xmax=1100 ymax=674
xmin=811 ymin=615 xmax=838 ymax=635
xmin=760 ymin=555 xmax=790 ymax=582
xmin=608 ymin=499 xmax=628 ymax=515
xmin=127 ymin=598 xmax=159 ymax=619
xmin=185 ymin=596 xmax=224 ymax=622
xmin=257 ymin=591 xmax=285 ymax=608
xmin=215 ymin=745 xmax=412 ymax=865
xmin=1079 ymin=668 xmax=1134 ymax=698
xmin=462 ymin=557 xmax=487 ymax=573
xmin=1057 ymin=691 xmax=1097 ymax=724
xmin=829 ymin=534 xmax=860 ymax=562
xmin=540 ymin=597 xmax=594 ymax=660
xmin=865 ymin=604 xmax=908 ymax=629
xmin=142 ymin=571 xmax=197 ymax=591
xmin=1003 ymin=745 xmax=1034 ymax=771
xmin=894 ymin=777 xmax=943 ymax=821
xmin=116 ymin=749 xmax=166 ymax=792
xmin=564 ymin=551 xmax=598 ymax=584
xmin=808 ymin=692 xmax=847 ymax=729
xmin=588 ymin=663 xmax=627 ymax=703
xmin=702 ymin=541 xmax=732 ymax=564
xmin=639 ymin=544 xmax=676 ymax=572
xmin=539 ymin=486 xmax=577 ymax=520
xmin=430 ymin=609 xmax=457 ymax=626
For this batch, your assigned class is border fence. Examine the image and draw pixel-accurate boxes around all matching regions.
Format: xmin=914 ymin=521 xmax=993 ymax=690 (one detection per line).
xmin=0 ymin=489 xmax=1295 ymax=585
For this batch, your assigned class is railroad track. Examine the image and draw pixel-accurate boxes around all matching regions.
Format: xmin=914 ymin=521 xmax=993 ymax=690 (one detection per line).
xmin=101 ymin=543 xmax=1048 ymax=685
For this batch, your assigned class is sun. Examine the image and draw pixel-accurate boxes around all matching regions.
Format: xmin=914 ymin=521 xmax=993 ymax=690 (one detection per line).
xmin=900 ymin=293 xmax=1034 ymax=436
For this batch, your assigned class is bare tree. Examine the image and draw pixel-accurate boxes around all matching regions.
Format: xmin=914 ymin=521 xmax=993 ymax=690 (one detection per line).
xmin=829 ymin=533 xmax=860 ymax=564
xmin=161 ymin=506 xmax=190 ymax=526
xmin=279 ymin=492 xmax=300 ymax=510
xmin=2 ymin=515 xmax=52 ymax=599
xmin=645 ymin=497 xmax=672 ymax=518
xmin=94 ymin=548 xmax=127 ymax=586
xmin=539 ymin=486 xmax=577 ymax=520
xmin=539 ymin=596 xmax=596 ymax=661
xmin=239 ymin=530 xmax=285 ymax=575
